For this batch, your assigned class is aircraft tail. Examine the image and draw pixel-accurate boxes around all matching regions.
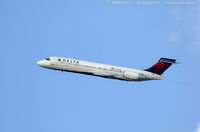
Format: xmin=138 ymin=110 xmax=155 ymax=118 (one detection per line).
xmin=145 ymin=58 xmax=179 ymax=75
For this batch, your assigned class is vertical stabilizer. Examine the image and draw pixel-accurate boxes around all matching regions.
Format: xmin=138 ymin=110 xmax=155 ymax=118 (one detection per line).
xmin=145 ymin=58 xmax=178 ymax=75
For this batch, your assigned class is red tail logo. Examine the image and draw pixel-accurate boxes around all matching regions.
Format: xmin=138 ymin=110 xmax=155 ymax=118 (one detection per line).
xmin=145 ymin=58 xmax=178 ymax=75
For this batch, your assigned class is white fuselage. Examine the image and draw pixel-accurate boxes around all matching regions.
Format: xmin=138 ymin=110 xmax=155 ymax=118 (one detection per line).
xmin=37 ymin=57 xmax=164 ymax=81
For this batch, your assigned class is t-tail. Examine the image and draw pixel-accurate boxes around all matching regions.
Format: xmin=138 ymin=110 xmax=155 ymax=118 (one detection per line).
xmin=145 ymin=58 xmax=179 ymax=75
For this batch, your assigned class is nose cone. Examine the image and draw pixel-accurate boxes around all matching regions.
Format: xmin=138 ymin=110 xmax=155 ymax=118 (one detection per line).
xmin=37 ymin=60 xmax=44 ymax=67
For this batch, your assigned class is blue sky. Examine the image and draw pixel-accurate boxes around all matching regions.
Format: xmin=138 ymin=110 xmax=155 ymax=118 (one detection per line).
xmin=1 ymin=0 xmax=200 ymax=132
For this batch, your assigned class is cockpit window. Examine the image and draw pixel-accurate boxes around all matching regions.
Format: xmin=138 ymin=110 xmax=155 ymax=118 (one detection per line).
xmin=45 ymin=57 xmax=50 ymax=61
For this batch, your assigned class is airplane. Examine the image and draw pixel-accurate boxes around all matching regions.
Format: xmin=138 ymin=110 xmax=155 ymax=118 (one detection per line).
xmin=37 ymin=57 xmax=179 ymax=81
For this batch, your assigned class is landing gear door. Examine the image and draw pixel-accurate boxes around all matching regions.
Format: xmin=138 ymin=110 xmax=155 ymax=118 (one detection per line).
xmin=50 ymin=61 xmax=56 ymax=67
xmin=50 ymin=58 xmax=59 ymax=68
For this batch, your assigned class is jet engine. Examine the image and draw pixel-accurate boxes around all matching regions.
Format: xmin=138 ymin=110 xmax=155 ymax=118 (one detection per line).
xmin=123 ymin=71 xmax=146 ymax=81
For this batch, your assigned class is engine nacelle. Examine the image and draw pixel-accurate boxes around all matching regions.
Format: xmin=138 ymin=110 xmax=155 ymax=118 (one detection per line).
xmin=123 ymin=71 xmax=146 ymax=81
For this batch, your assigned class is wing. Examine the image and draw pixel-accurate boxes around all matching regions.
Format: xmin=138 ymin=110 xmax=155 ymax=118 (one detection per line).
xmin=93 ymin=72 xmax=116 ymax=79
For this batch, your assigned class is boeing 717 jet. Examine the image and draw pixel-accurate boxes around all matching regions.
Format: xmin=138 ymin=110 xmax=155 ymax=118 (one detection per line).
xmin=37 ymin=57 xmax=178 ymax=81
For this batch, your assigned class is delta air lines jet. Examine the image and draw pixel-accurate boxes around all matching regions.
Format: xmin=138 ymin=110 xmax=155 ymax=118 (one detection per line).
xmin=37 ymin=57 xmax=178 ymax=81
